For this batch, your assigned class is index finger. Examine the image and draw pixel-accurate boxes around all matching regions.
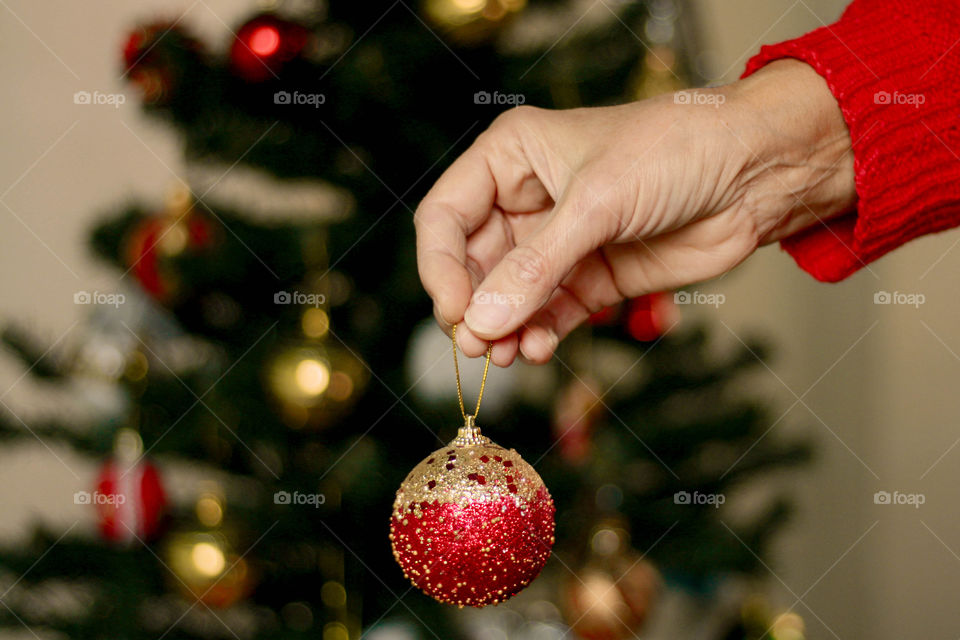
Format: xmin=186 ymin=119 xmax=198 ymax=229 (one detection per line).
xmin=415 ymin=140 xmax=497 ymax=324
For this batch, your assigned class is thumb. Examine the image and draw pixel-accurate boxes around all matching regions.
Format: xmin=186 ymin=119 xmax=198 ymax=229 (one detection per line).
xmin=464 ymin=195 xmax=604 ymax=340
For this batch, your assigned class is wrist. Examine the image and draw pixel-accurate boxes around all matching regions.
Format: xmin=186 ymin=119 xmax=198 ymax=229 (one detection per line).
xmin=723 ymin=59 xmax=857 ymax=245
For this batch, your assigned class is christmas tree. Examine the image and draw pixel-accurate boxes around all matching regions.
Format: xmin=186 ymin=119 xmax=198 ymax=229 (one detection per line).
xmin=0 ymin=1 xmax=811 ymax=638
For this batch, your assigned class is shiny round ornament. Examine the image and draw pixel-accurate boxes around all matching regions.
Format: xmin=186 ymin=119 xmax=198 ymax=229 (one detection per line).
xmin=123 ymin=187 xmax=215 ymax=302
xmin=164 ymin=490 xmax=255 ymax=608
xmin=390 ymin=419 xmax=555 ymax=607
xmin=165 ymin=529 xmax=254 ymax=608
xmin=230 ymin=13 xmax=312 ymax=82
xmin=264 ymin=337 xmax=368 ymax=430
xmin=93 ymin=429 xmax=167 ymax=543
xmin=122 ymin=21 xmax=204 ymax=105
xmin=560 ymin=523 xmax=660 ymax=640
xmin=422 ymin=0 xmax=526 ymax=44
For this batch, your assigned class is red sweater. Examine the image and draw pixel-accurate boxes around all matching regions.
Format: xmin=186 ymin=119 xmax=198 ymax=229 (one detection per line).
xmin=743 ymin=0 xmax=960 ymax=281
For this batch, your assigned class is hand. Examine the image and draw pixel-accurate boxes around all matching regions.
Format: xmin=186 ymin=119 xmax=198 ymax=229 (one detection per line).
xmin=415 ymin=60 xmax=855 ymax=366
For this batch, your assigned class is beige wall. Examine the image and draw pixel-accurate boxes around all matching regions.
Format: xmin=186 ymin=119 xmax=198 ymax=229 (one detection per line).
xmin=689 ymin=1 xmax=960 ymax=638
xmin=2 ymin=1 xmax=959 ymax=638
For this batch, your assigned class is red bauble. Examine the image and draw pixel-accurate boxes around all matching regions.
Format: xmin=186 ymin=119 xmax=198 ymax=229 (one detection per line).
xmin=390 ymin=421 xmax=555 ymax=607
xmin=122 ymin=21 xmax=203 ymax=104
xmin=230 ymin=13 xmax=311 ymax=82
xmin=551 ymin=377 xmax=603 ymax=464
xmin=625 ymin=292 xmax=676 ymax=342
xmin=94 ymin=458 xmax=167 ymax=543
xmin=123 ymin=200 xmax=215 ymax=301
xmin=589 ymin=293 xmax=678 ymax=341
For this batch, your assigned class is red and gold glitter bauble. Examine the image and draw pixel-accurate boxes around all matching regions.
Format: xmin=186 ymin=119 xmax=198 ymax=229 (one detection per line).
xmin=390 ymin=419 xmax=555 ymax=607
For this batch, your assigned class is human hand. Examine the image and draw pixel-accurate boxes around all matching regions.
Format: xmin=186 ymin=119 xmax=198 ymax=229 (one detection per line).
xmin=415 ymin=60 xmax=855 ymax=366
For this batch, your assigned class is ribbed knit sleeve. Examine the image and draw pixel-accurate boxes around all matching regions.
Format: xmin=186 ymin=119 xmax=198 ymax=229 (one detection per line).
xmin=742 ymin=1 xmax=960 ymax=282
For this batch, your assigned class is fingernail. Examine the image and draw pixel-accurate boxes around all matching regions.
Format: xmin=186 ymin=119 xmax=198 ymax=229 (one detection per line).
xmin=519 ymin=327 xmax=558 ymax=363
xmin=465 ymin=296 xmax=512 ymax=335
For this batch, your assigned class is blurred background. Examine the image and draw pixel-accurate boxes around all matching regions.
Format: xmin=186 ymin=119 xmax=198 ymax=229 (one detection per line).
xmin=2 ymin=0 xmax=959 ymax=639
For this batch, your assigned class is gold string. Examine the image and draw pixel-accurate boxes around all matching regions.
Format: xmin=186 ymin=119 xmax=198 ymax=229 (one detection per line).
xmin=451 ymin=323 xmax=493 ymax=422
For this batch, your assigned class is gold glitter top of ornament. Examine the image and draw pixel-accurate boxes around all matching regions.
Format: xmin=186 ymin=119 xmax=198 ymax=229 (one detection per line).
xmin=392 ymin=416 xmax=545 ymax=518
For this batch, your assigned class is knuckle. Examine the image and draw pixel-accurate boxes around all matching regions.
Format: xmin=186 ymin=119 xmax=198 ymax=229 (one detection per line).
xmin=413 ymin=203 xmax=426 ymax=231
xmin=505 ymin=245 xmax=550 ymax=287
xmin=491 ymin=104 xmax=542 ymax=130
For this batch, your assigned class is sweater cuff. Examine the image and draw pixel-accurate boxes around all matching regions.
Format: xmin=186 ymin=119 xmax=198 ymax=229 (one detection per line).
xmin=742 ymin=7 xmax=960 ymax=281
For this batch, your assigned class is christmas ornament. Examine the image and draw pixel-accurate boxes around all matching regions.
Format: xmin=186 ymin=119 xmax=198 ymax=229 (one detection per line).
xmin=230 ymin=13 xmax=312 ymax=82
xmin=625 ymin=293 xmax=676 ymax=342
xmin=390 ymin=325 xmax=555 ymax=607
xmin=588 ymin=293 xmax=677 ymax=342
xmin=122 ymin=21 xmax=204 ymax=104
xmin=264 ymin=330 xmax=369 ymax=429
xmin=165 ymin=488 xmax=255 ymax=608
xmin=422 ymin=0 xmax=526 ymax=44
xmin=551 ymin=376 xmax=603 ymax=464
xmin=721 ymin=594 xmax=807 ymax=640
xmin=631 ymin=46 xmax=685 ymax=102
xmin=93 ymin=429 xmax=167 ymax=543
xmin=560 ymin=522 xmax=660 ymax=640
xmin=123 ymin=185 xmax=215 ymax=301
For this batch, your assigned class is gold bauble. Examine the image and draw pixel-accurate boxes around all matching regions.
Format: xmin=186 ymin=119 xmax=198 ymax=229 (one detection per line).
xmin=422 ymin=0 xmax=526 ymax=44
xmin=631 ymin=45 xmax=685 ymax=101
xmin=165 ymin=530 xmax=254 ymax=608
xmin=560 ymin=524 xmax=660 ymax=640
xmin=264 ymin=339 xmax=369 ymax=429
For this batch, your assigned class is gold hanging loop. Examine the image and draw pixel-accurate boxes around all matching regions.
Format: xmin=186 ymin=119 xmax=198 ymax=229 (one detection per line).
xmin=451 ymin=323 xmax=492 ymax=423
